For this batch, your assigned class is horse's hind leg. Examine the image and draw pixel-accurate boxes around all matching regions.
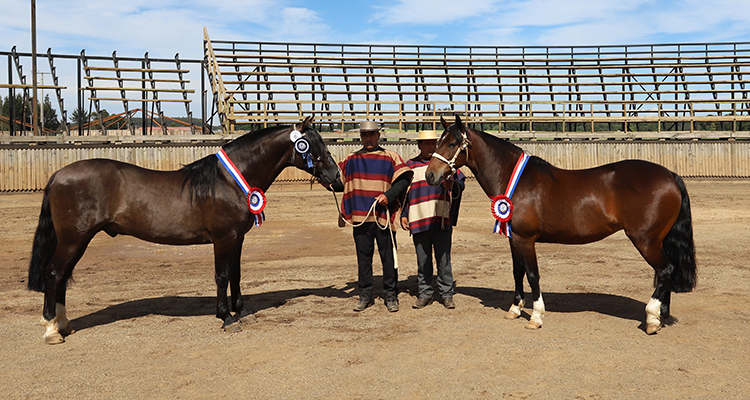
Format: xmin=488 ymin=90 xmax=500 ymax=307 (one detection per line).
xmin=41 ymin=237 xmax=91 ymax=344
xmin=628 ymin=234 xmax=673 ymax=334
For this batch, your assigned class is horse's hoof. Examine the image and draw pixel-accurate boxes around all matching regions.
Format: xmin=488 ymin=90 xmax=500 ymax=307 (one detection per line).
xmin=44 ymin=333 xmax=65 ymax=345
xmin=223 ymin=321 xmax=243 ymax=333
xmin=239 ymin=314 xmax=258 ymax=324
xmin=646 ymin=323 xmax=661 ymax=335
xmin=58 ymin=325 xmax=75 ymax=337
xmin=525 ymin=320 xmax=542 ymax=330
xmin=505 ymin=310 xmax=521 ymax=319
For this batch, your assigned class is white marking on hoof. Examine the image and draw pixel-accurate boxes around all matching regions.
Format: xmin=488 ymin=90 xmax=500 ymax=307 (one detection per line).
xmin=645 ymin=298 xmax=662 ymax=335
xmin=525 ymin=320 xmax=542 ymax=330
xmin=40 ymin=303 xmax=72 ymax=344
xmin=527 ymin=295 xmax=545 ymax=329
xmin=506 ymin=300 xmax=524 ymax=319
xmin=55 ymin=304 xmax=74 ymax=336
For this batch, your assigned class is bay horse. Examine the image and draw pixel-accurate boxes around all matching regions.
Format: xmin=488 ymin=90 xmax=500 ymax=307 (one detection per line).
xmin=27 ymin=117 xmax=340 ymax=344
xmin=425 ymin=115 xmax=696 ymax=334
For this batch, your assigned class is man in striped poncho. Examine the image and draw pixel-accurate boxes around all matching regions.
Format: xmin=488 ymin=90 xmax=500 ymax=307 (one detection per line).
xmin=400 ymin=130 xmax=465 ymax=309
xmin=331 ymin=121 xmax=413 ymax=313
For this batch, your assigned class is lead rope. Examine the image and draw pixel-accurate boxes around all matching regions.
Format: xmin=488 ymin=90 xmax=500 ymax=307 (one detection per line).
xmin=331 ymin=190 xmax=399 ymax=270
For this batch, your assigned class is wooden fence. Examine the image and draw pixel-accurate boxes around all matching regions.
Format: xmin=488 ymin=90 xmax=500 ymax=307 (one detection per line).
xmin=2 ymin=140 xmax=748 ymax=192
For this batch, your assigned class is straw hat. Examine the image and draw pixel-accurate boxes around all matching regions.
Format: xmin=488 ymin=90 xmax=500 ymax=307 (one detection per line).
xmin=359 ymin=121 xmax=380 ymax=132
xmin=417 ymin=130 xmax=439 ymax=141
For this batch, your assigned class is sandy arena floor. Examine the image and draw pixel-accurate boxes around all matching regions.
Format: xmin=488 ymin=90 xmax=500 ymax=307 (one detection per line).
xmin=1 ymin=179 xmax=749 ymax=399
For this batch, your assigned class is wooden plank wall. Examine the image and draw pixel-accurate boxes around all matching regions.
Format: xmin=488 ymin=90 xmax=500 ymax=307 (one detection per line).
xmin=2 ymin=141 xmax=748 ymax=192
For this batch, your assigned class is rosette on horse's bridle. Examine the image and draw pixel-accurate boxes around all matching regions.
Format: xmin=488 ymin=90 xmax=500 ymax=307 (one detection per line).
xmin=216 ymin=148 xmax=266 ymax=226
xmin=491 ymin=153 xmax=530 ymax=238
xmin=290 ymin=130 xmax=314 ymax=168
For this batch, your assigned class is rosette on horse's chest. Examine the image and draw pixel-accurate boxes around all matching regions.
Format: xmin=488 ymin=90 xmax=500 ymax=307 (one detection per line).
xmin=491 ymin=194 xmax=513 ymax=222
xmin=247 ymin=188 xmax=266 ymax=214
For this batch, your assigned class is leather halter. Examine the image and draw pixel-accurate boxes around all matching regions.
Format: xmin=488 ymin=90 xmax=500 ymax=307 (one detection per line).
xmin=431 ymin=129 xmax=471 ymax=175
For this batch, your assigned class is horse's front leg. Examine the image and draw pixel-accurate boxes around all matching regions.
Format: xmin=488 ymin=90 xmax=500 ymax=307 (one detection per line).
xmin=213 ymin=235 xmax=244 ymax=332
xmin=510 ymin=236 xmax=545 ymax=330
xmin=228 ymin=235 xmax=255 ymax=323
xmin=506 ymin=241 xmax=526 ymax=319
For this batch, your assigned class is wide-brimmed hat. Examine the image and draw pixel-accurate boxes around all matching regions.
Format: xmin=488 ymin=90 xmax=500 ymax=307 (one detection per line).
xmin=417 ymin=130 xmax=439 ymax=141
xmin=359 ymin=121 xmax=380 ymax=132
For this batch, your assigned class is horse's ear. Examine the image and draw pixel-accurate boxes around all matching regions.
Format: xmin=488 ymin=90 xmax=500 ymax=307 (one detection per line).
xmin=298 ymin=115 xmax=314 ymax=132
xmin=440 ymin=116 xmax=450 ymax=129
xmin=455 ymin=115 xmax=465 ymax=133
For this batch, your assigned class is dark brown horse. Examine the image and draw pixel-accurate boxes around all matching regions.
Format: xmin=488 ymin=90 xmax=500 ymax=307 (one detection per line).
xmin=425 ymin=116 xmax=696 ymax=334
xmin=27 ymin=117 xmax=340 ymax=344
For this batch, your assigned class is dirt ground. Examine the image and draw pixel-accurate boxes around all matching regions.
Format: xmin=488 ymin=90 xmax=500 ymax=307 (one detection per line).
xmin=1 ymin=178 xmax=749 ymax=399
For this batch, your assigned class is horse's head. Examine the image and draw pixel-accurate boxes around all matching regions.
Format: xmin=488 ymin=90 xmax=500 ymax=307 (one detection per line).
xmin=291 ymin=116 xmax=341 ymax=186
xmin=425 ymin=115 xmax=472 ymax=186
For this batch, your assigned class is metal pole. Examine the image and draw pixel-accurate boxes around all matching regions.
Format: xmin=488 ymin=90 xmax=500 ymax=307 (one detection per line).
xmin=31 ymin=0 xmax=39 ymax=135
xmin=142 ymin=59 xmax=146 ymax=134
xmin=40 ymin=73 xmax=44 ymax=131
xmin=201 ymin=60 xmax=206 ymax=133
xmin=77 ymin=56 xmax=82 ymax=136
xmin=8 ymin=55 xmax=14 ymax=136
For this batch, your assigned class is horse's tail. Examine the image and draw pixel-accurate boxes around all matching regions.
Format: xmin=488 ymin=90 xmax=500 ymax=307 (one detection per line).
xmin=28 ymin=176 xmax=58 ymax=292
xmin=662 ymin=173 xmax=697 ymax=293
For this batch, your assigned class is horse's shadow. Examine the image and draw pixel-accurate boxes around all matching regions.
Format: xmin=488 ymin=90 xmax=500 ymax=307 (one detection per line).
xmin=403 ymin=275 xmax=646 ymax=323
xmin=70 ymin=285 xmax=352 ymax=332
xmin=71 ymin=278 xmax=646 ymax=332
xmin=457 ymin=285 xmax=646 ymax=323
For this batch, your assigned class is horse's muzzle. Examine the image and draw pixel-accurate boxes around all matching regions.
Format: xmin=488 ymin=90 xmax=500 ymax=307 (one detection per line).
xmin=425 ymin=170 xmax=442 ymax=186
xmin=317 ymin=164 xmax=341 ymax=186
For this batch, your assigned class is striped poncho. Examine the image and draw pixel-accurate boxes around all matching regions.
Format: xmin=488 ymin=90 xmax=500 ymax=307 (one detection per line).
xmin=339 ymin=147 xmax=412 ymax=230
xmin=401 ymin=157 xmax=465 ymax=234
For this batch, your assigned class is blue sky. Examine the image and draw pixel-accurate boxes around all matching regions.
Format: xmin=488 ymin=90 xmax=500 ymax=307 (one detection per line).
xmin=3 ymin=0 xmax=750 ymax=119
xmin=4 ymin=0 xmax=750 ymax=58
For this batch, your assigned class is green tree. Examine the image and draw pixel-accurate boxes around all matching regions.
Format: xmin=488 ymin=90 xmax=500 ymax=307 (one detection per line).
xmin=71 ymin=108 xmax=110 ymax=130
xmin=41 ymin=95 xmax=60 ymax=131
xmin=71 ymin=108 xmax=90 ymax=128
xmin=1 ymin=94 xmax=60 ymax=133
xmin=1 ymin=94 xmax=28 ymax=132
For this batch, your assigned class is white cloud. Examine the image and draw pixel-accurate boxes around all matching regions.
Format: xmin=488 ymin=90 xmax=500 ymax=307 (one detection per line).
xmin=374 ymin=0 xmax=500 ymax=25
xmin=2 ymin=0 xmax=332 ymax=57
xmin=462 ymin=0 xmax=750 ymax=46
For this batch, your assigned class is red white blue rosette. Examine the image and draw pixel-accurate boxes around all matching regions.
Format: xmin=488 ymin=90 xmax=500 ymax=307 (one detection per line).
xmin=247 ymin=187 xmax=266 ymax=226
xmin=247 ymin=188 xmax=266 ymax=214
xmin=491 ymin=194 xmax=513 ymax=223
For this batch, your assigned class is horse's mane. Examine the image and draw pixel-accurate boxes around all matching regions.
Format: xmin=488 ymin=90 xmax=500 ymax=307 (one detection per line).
xmin=180 ymin=125 xmax=291 ymax=203
xmin=468 ymin=126 xmax=557 ymax=180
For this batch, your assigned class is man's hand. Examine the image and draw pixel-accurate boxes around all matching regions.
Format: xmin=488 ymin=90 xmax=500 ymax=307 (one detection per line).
xmin=375 ymin=193 xmax=388 ymax=205
xmin=400 ymin=216 xmax=409 ymax=230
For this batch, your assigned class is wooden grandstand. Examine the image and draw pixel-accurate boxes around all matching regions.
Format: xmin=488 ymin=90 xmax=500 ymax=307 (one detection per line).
xmin=2 ymin=47 xmax=200 ymax=138
xmin=81 ymin=50 xmax=195 ymax=135
xmin=203 ymin=28 xmax=750 ymax=138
